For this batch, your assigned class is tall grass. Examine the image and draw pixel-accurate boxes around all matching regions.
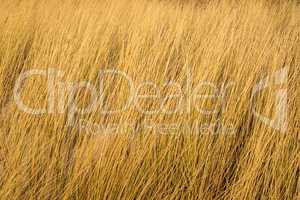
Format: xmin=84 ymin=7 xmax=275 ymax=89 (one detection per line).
xmin=0 ymin=0 xmax=299 ymax=199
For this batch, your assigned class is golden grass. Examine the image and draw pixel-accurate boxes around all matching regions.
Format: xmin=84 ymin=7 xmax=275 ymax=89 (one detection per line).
xmin=0 ymin=0 xmax=299 ymax=199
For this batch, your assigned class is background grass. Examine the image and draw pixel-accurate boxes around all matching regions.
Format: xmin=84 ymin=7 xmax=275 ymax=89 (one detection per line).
xmin=0 ymin=0 xmax=299 ymax=199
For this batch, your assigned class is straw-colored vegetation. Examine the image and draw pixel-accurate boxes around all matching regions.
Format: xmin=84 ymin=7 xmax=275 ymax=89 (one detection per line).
xmin=0 ymin=0 xmax=299 ymax=199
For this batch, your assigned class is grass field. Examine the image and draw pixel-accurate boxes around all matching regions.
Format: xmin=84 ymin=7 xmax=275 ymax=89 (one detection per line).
xmin=0 ymin=0 xmax=299 ymax=199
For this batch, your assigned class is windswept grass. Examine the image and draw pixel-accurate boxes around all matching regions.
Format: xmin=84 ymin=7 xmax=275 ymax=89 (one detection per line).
xmin=0 ymin=0 xmax=299 ymax=199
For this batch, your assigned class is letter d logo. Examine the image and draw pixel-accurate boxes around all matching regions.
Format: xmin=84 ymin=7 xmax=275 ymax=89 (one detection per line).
xmin=251 ymin=67 xmax=288 ymax=133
